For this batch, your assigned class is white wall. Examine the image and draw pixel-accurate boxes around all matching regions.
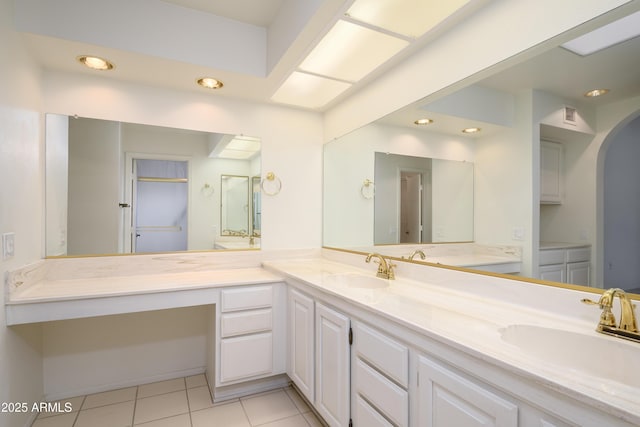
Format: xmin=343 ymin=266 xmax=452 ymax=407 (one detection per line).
xmin=475 ymin=91 xmax=535 ymax=277
xmin=42 ymin=307 xmax=209 ymax=399
xmin=0 ymin=0 xmax=45 ymax=425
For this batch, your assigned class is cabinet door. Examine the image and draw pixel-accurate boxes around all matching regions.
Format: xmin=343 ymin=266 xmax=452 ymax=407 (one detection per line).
xmin=540 ymin=140 xmax=563 ymax=204
xmin=316 ymin=302 xmax=350 ymax=427
xmin=539 ymin=264 xmax=565 ymax=283
xmin=288 ymin=289 xmax=315 ymax=403
xmin=417 ymin=355 xmax=518 ymax=427
xmin=566 ymin=261 xmax=590 ymax=286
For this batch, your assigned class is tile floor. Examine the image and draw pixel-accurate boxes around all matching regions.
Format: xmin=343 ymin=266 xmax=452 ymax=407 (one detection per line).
xmin=31 ymin=375 xmax=325 ymax=427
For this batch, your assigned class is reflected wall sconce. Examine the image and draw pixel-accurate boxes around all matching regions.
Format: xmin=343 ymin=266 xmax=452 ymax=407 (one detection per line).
xmin=361 ymin=179 xmax=375 ymax=199
xmin=200 ymin=182 xmax=214 ymax=197
xmin=261 ymin=172 xmax=282 ymax=196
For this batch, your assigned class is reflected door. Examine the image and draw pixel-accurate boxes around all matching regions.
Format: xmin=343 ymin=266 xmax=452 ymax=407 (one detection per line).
xmin=132 ymin=159 xmax=188 ymax=253
xmin=400 ymin=171 xmax=422 ymax=243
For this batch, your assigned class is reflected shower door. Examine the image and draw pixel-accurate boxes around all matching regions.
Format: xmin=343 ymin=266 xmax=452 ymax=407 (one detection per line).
xmin=133 ymin=159 xmax=188 ymax=253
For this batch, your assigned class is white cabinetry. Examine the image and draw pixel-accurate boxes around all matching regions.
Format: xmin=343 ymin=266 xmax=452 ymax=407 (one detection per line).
xmin=352 ymin=321 xmax=409 ymax=427
xmin=214 ymin=284 xmax=286 ymax=390
xmin=417 ymin=355 xmax=518 ymax=427
xmin=288 ymin=288 xmax=351 ymax=427
xmin=540 ymin=140 xmax=563 ymax=204
xmin=539 ymin=245 xmax=590 ymax=286
xmin=288 ymin=288 xmax=315 ymax=402
xmin=315 ymin=302 xmax=351 ymax=427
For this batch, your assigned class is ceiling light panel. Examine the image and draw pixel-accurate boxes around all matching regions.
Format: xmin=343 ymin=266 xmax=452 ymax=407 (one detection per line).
xmin=562 ymin=10 xmax=640 ymax=56
xmin=346 ymin=0 xmax=472 ymax=38
xmin=271 ymin=71 xmax=352 ymax=109
xmin=299 ymin=20 xmax=409 ymax=82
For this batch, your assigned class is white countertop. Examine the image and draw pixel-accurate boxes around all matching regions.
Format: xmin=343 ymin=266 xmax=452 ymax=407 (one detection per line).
xmin=5 ymin=250 xmax=639 ymax=424
xmin=262 ymin=257 xmax=640 ymax=425
xmin=540 ymin=241 xmax=591 ymax=250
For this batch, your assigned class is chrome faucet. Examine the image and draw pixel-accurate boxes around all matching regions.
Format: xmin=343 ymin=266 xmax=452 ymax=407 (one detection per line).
xmin=365 ymin=253 xmax=396 ymax=280
xmin=408 ymin=249 xmax=426 ymax=261
xmin=582 ymin=288 xmax=639 ymax=343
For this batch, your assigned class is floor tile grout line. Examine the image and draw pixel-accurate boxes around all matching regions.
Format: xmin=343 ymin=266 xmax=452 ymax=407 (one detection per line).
xmin=70 ymin=395 xmax=85 ymax=427
xmin=131 ymin=385 xmax=139 ymax=427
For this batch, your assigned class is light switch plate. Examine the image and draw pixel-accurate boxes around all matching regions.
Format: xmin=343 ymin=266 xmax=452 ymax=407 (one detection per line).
xmin=2 ymin=232 xmax=15 ymax=260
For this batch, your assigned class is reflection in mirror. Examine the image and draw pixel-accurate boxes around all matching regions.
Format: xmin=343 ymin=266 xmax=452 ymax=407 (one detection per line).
xmin=45 ymin=115 xmax=261 ymax=256
xmin=373 ymin=152 xmax=473 ymax=245
xmin=252 ymin=176 xmax=262 ymax=236
xmin=323 ymin=13 xmax=640 ymax=292
xmin=323 ymin=121 xmax=475 ymax=249
xmin=220 ymin=175 xmax=249 ymax=236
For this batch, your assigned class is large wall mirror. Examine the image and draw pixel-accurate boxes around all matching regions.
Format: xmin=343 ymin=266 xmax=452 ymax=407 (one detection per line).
xmin=323 ymin=11 xmax=640 ymax=294
xmin=45 ymin=115 xmax=261 ymax=257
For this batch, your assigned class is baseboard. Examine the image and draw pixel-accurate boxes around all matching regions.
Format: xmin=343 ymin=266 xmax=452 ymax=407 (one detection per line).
xmin=211 ymin=374 xmax=290 ymax=403
xmin=44 ymin=366 xmax=206 ymax=401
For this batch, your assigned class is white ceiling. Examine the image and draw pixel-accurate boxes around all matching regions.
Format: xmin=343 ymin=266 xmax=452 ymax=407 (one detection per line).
xmin=14 ymin=0 xmax=640 ymax=121
xmin=159 ymin=0 xmax=285 ymax=27
xmin=15 ymin=0 xmax=486 ymax=112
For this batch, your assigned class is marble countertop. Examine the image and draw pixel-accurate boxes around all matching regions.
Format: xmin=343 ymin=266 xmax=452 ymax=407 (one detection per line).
xmin=7 ymin=268 xmax=281 ymax=304
xmin=540 ymin=241 xmax=591 ymax=250
xmin=262 ymin=257 xmax=640 ymax=425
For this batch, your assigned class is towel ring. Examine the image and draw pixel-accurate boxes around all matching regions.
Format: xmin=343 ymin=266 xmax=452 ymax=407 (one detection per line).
xmin=361 ymin=179 xmax=375 ymax=199
xmin=200 ymin=183 xmax=214 ymax=197
xmin=261 ymin=172 xmax=282 ymax=196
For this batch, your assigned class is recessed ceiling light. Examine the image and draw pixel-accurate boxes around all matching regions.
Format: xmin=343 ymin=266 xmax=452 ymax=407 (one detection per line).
xmin=414 ymin=118 xmax=434 ymax=125
xmin=77 ymin=55 xmax=114 ymax=70
xmin=584 ymin=88 xmax=610 ymax=98
xmin=197 ymin=77 xmax=224 ymax=89
xmin=462 ymin=127 xmax=481 ymax=134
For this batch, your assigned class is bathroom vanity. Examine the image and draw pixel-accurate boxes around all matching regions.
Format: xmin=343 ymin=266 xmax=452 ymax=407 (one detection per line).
xmin=5 ymin=249 xmax=639 ymax=427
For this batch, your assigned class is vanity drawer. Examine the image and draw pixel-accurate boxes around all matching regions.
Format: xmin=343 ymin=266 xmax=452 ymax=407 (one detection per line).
xmin=566 ymin=247 xmax=590 ymax=263
xmin=354 ymin=322 xmax=409 ymax=387
xmin=221 ymin=285 xmax=273 ymax=312
xmin=220 ymin=332 xmax=273 ymax=383
xmin=355 ymin=359 xmax=409 ymax=427
xmin=539 ymin=249 xmax=565 ymax=265
xmin=221 ymin=308 xmax=272 ymax=337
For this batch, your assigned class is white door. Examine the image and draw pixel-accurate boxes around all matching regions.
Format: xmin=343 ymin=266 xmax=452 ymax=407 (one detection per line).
xmin=417 ymin=355 xmax=518 ymax=427
xmin=315 ymin=302 xmax=350 ymax=427
xmin=288 ymin=289 xmax=315 ymax=403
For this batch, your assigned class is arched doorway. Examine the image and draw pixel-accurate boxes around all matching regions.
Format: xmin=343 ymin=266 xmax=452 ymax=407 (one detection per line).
xmin=601 ymin=111 xmax=640 ymax=292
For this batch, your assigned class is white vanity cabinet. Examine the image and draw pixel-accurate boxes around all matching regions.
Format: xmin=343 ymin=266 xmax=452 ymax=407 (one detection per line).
xmin=288 ymin=288 xmax=351 ymax=427
xmin=351 ymin=321 xmax=409 ymax=427
xmin=288 ymin=288 xmax=315 ymax=402
xmin=215 ymin=283 xmax=286 ymax=388
xmin=417 ymin=355 xmax=518 ymax=427
xmin=539 ymin=245 xmax=590 ymax=286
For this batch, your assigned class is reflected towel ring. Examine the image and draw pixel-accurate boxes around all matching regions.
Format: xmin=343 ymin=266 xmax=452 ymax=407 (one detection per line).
xmin=261 ymin=172 xmax=282 ymax=196
xmin=361 ymin=179 xmax=375 ymax=199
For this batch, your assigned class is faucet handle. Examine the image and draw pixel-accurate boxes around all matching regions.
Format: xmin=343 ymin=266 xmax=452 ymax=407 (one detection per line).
xmin=581 ymin=298 xmax=617 ymax=327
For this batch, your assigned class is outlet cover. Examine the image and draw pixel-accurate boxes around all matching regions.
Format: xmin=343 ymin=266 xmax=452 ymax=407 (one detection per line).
xmin=2 ymin=232 xmax=15 ymax=260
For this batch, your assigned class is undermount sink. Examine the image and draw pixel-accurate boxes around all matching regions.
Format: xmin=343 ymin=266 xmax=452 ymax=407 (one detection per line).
xmin=324 ymin=272 xmax=390 ymax=289
xmin=500 ymin=324 xmax=640 ymax=388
